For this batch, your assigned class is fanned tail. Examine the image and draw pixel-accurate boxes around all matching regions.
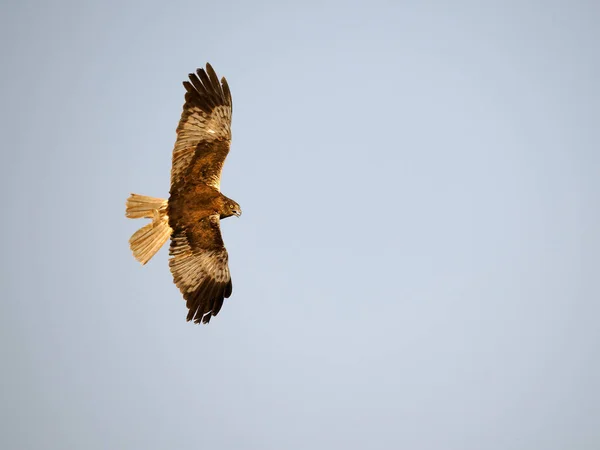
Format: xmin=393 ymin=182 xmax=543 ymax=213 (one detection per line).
xmin=126 ymin=194 xmax=168 ymax=219
xmin=126 ymin=193 xmax=172 ymax=265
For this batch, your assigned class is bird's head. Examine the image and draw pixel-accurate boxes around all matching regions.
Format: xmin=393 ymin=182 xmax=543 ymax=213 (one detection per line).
xmin=221 ymin=199 xmax=242 ymax=219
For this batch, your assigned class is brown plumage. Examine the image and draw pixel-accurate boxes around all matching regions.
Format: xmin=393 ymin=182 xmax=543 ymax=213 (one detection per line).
xmin=125 ymin=63 xmax=241 ymax=324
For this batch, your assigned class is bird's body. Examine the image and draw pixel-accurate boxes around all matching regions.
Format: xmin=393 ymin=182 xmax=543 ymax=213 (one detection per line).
xmin=169 ymin=183 xmax=229 ymax=223
xmin=125 ymin=64 xmax=241 ymax=324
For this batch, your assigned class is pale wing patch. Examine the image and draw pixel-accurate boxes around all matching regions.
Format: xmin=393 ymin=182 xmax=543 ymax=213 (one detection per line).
xmin=181 ymin=105 xmax=231 ymax=141
xmin=171 ymin=105 xmax=231 ymax=185
xmin=169 ymin=230 xmax=231 ymax=295
xmin=203 ymin=159 xmax=225 ymax=191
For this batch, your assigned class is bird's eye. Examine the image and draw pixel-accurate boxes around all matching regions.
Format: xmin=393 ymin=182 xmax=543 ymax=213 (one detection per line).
xmin=230 ymin=204 xmax=234 ymax=209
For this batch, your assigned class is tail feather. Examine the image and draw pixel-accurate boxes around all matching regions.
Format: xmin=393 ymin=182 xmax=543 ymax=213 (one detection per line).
xmin=126 ymin=193 xmax=172 ymax=265
xmin=126 ymin=193 xmax=167 ymax=219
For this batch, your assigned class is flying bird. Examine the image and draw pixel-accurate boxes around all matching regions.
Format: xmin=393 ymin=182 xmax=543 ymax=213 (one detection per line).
xmin=125 ymin=63 xmax=241 ymax=324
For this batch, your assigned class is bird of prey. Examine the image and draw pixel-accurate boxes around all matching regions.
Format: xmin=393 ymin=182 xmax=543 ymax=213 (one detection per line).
xmin=125 ymin=63 xmax=241 ymax=324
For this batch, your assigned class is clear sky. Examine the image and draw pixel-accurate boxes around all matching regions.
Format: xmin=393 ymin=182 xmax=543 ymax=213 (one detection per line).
xmin=1 ymin=1 xmax=599 ymax=449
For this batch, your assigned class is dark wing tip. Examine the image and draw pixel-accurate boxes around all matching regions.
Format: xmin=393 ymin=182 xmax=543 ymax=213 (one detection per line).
xmin=184 ymin=277 xmax=231 ymax=325
xmin=220 ymin=77 xmax=232 ymax=106
xmin=182 ymin=63 xmax=230 ymax=111
xmin=204 ymin=63 xmax=225 ymax=102
xmin=224 ymin=279 xmax=233 ymax=298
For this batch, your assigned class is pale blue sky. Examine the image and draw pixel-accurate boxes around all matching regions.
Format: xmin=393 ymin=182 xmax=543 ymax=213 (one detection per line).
xmin=2 ymin=1 xmax=599 ymax=449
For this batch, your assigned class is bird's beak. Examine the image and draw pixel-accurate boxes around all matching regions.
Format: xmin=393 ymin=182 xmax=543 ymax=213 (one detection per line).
xmin=234 ymin=210 xmax=242 ymax=217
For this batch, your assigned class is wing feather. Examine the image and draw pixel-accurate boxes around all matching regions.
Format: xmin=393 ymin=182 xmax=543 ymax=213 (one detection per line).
xmin=171 ymin=64 xmax=232 ymax=190
xmin=185 ymin=78 xmax=214 ymax=109
xmin=196 ymin=68 xmax=219 ymax=102
xmin=169 ymin=215 xmax=232 ymax=324
xmin=221 ymin=77 xmax=232 ymax=105
xmin=205 ymin=63 xmax=225 ymax=101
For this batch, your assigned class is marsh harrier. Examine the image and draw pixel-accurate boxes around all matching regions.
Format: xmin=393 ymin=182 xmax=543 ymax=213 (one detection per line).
xmin=125 ymin=63 xmax=240 ymax=325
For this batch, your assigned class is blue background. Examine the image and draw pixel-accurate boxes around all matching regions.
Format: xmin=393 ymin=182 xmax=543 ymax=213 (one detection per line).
xmin=2 ymin=1 xmax=599 ymax=448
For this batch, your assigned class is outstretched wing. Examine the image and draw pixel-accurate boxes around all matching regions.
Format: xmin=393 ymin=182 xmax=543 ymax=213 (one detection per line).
xmin=171 ymin=63 xmax=232 ymax=190
xmin=169 ymin=214 xmax=232 ymax=324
